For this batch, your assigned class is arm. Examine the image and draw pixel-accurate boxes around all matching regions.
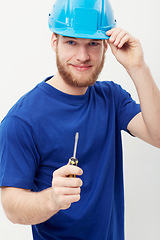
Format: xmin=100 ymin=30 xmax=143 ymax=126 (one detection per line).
xmin=1 ymin=164 xmax=83 ymax=225
xmin=127 ymin=65 xmax=160 ymax=148
xmin=106 ymin=28 xmax=160 ymax=148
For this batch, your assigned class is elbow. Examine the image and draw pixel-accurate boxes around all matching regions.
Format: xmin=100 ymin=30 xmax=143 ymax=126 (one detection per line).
xmin=4 ymin=212 xmax=18 ymax=224
xmin=1 ymin=199 xmax=17 ymax=224
xmin=155 ymin=142 xmax=160 ymax=149
xmin=2 ymin=204 xmax=23 ymax=225
xmin=1 ymin=187 xmax=19 ymax=224
xmin=1 ymin=200 xmax=25 ymax=225
xmin=151 ymin=135 xmax=160 ymax=148
xmin=155 ymin=141 xmax=160 ymax=149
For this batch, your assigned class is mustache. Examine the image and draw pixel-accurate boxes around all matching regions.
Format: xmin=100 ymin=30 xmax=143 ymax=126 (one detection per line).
xmin=68 ymin=61 xmax=93 ymax=66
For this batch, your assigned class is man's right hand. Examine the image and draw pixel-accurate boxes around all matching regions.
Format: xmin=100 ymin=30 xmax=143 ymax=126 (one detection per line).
xmin=51 ymin=164 xmax=83 ymax=210
xmin=1 ymin=165 xmax=83 ymax=225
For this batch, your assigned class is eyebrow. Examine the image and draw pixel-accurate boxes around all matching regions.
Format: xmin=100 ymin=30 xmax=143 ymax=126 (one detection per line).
xmin=62 ymin=36 xmax=102 ymax=41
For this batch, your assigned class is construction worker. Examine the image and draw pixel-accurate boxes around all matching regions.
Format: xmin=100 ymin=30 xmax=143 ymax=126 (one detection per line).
xmin=0 ymin=0 xmax=160 ymax=239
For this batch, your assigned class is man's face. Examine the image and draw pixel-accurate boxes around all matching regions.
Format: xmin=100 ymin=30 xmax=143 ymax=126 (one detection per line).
xmin=54 ymin=35 xmax=107 ymax=88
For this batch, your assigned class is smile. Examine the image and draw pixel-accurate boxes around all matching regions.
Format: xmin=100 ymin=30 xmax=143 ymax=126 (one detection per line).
xmin=70 ymin=64 xmax=92 ymax=72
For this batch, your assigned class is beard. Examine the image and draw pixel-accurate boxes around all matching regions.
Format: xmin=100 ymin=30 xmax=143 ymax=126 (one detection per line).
xmin=56 ymin=47 xmax=105 ymax=88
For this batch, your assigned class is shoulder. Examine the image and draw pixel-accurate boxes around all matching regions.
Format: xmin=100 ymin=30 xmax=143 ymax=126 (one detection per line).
xmin=2 ymin=81 xmax=47 ymax=123
xmin=94 ymin=80 xmax=124 ymax=92
xmin=93 ymin=80 xmax=126 ymax=100
xmin=0 ymin=83 xmax=44 ymax=145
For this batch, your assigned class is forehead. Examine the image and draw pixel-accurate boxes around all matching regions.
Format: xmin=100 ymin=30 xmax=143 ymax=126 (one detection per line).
xmin=60 ymin=35 xmax=103 ymax=43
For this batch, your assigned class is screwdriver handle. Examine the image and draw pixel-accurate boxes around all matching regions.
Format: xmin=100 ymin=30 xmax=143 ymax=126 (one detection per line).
xmin=68 ymin=157 xmax=78 ymax=178
xmin=68 ymin=132 xmax=79 ymax=178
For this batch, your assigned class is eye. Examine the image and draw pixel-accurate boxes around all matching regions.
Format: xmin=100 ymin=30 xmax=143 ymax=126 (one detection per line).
xmin=67 ymin=40 xmax=75 ymax=45
xmin=89 ymin=42 xmax=99 ymax=46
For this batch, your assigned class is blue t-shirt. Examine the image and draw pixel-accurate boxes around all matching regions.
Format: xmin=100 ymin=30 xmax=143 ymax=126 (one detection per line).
xmin=0 ymin=77 xmax=141 ymax=240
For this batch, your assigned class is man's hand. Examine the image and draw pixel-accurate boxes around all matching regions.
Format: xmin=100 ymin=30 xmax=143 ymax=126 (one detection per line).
xmin=106 ymin=28 xmax=160 ymax=149
xmin=1 ymin=165 xmax=83 ymax=225
xmin=106 ymin=28 xmax=144 ymax=71
xmin=51 ymin=164 xmax=83 ymax=211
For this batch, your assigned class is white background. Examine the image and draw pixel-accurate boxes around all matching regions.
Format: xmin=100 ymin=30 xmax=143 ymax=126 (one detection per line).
xmin=0 ymin=0 xmax=160 ymax=239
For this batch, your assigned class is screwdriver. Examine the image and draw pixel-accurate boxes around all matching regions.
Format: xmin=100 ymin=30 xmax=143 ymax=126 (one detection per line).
xmin=68 ymin=132 xmax=79 ymax=178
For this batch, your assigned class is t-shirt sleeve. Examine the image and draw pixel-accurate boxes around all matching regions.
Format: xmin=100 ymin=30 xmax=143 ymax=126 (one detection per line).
xmin=0 ymin=116 xmax=39 ymax=189
xmin=113 ymin=82 xmax=141 ymax=133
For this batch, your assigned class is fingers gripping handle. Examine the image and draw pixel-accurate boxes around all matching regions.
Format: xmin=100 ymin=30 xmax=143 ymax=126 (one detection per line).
xmin=68 ymin=157 xmax=78 ymax=178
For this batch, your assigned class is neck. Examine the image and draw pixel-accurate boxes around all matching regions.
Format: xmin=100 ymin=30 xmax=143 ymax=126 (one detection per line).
xmin=46 ymin=72 xmax=88 ymax=96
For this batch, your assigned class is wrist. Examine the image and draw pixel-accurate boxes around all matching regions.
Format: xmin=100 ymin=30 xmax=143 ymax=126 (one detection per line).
xmin=45 ymin=188 xmax=60 ymax=214
xmin=126 ymin=61 xmax=148 ymax=76
xmin=126 ymin=62 xmax=152 ymax=91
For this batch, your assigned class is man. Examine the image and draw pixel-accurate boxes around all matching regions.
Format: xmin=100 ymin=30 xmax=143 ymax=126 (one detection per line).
xmin=0 ymin=0 xmax=160 ymax=239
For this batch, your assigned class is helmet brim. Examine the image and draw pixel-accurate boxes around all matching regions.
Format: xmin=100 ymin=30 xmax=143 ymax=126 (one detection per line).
xmin=50 ymin=28 xmax=112 ymax=40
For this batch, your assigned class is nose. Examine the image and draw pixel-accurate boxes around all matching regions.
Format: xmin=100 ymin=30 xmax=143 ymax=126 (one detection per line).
xmin=76 ymin=46 xmax=90 ymax=62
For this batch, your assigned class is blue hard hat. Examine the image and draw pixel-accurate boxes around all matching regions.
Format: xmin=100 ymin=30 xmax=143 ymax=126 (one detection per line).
xmin=48 ymin=0 xmax=116 ymax=39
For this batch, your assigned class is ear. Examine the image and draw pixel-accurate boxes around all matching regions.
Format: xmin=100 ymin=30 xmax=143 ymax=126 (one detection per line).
xmin=51 ymin=33 xmax=58 ymax=51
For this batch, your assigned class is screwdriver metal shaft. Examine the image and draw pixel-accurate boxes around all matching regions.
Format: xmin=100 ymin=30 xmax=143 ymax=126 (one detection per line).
xmin=73 ymin=132 xmax=79 ymax=159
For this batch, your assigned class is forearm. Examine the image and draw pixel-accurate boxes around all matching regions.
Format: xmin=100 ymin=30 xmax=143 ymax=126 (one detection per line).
xmin=1 ymin=187 xmax=59 ymax=225
xmin=1 ymin=165 xmax=83 ymax=225
xmin=127 ymin=63 xmax=160 ymax=143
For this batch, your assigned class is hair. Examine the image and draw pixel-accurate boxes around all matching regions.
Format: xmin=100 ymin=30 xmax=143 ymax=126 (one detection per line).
xmin=54 ymin=33 xmax=59 ymax=39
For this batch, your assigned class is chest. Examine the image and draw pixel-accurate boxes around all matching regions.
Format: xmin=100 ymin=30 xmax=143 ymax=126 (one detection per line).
xmin=33 ymin=96 xmax=119 ymax=190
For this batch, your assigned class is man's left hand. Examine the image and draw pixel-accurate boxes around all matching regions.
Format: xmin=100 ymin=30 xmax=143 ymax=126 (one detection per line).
xmin=106 ymin=28 xmax=144 ymax=71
